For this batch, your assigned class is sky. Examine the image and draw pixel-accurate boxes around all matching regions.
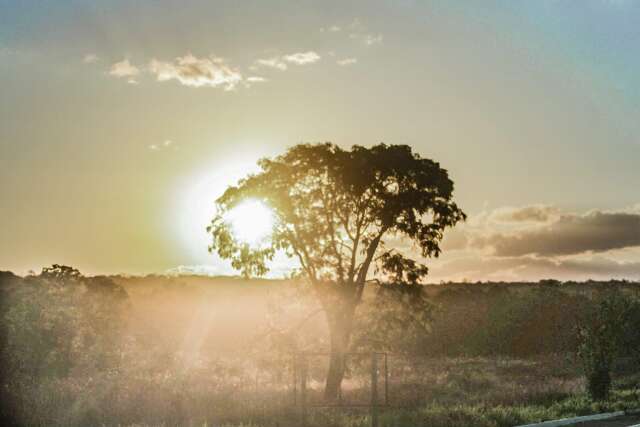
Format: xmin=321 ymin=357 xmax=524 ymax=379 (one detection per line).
xmin=1 ymin=0 xmax=640 ymax=281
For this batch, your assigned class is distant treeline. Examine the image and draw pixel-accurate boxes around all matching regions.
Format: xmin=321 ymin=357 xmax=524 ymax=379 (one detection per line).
xmin=358 ymin=279 xmax=640 ymax=358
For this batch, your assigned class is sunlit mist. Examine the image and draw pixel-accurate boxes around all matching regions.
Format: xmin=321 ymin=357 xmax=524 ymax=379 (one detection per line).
xmin=3 ymin=1 xmax=640 ymax=426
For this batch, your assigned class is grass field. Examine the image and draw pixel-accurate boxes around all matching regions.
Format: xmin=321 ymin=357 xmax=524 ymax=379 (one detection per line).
xmin=335 ymin=358 xmax=640 ymax=427
xmin=102 ymin=356 xmax=639 ymax=427
xmin=3 ymin=273 xmax=639 ymax=427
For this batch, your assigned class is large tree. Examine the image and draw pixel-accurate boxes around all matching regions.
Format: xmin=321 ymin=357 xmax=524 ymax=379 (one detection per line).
xmin=208 ymin=143 xmax=465 ymax=399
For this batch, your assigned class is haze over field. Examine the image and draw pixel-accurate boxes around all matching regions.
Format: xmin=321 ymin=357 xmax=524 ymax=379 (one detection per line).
xmin=2 ymin=0 xmax=640 ymax=281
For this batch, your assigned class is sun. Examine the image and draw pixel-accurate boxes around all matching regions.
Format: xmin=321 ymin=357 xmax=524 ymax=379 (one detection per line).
xmin=225 ymin=199 xmax=274 ymax=246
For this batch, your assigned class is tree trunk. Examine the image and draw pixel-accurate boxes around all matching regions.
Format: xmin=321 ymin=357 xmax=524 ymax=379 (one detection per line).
xmin=323 ymin=304 xmax=356 ymax=401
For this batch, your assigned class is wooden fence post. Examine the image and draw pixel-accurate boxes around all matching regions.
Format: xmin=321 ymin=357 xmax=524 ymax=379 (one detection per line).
xmin=371 ymin=353 xmax=379 ymax=427
xmin=384 ymin=353 xmax=389 ymax=406
xmin=300 ymin=353 xmax=308 ymax=427
xmin=293 ymin=353 xmax=298 ymax=407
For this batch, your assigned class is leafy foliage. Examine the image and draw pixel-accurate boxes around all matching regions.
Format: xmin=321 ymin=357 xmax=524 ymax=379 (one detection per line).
xmin=208 ymin=143 xmax=466 ymax=288
xmin=207 ymin=143 xmax=465 ymax=397
xmin=576 ymin=290 xmax=640 ymax=400
xmin=2 ymin=270 xmax=640 ymax=426
xmin=1 ymin=266 xmax=129 ymax=425
xmin=353 ymin=284 xmax=435 ymax=354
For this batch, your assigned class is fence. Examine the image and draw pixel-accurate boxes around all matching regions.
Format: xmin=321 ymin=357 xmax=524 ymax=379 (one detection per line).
xmin=150 ymin=351 xmax=585 ymax=426
xmin=292 ymin=352 xmax=390 ymax=427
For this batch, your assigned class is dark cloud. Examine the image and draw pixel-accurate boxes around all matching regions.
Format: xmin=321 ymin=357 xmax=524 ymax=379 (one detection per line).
xmin=429 ymin=255 xmax=640 ymax=282
xmin=381 ymin=205 xmax=640 ymax=282
xmin=474 ymin=210 xmax=640 ymax=257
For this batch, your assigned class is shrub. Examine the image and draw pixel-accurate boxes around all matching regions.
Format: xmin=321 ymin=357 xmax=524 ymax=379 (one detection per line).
xmin=576 ymin=290 xmax=638 ymax=400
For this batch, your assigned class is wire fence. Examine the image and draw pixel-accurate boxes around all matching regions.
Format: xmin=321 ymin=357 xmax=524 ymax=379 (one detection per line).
xmin=171 ymin=351 xmax=587 ymax=427
xmin=291 ymin=352 xmax=414 ymax=427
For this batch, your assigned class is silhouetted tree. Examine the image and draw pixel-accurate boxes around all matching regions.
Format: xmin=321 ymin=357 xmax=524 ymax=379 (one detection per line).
xmin=208 ymin=143 xmax=465 ymax=399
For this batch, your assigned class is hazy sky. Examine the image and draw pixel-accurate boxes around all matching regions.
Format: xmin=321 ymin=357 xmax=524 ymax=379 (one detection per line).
xmin=1 ymin=0 xmax=640 ymax=281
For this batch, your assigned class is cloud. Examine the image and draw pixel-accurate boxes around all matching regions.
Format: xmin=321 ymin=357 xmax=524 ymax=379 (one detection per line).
xmin=149 ymin=140 xmax=177 ymax=151
xmin=283 ymin=51 xmax=321 ymax=65
xmin=254 ymin=51 xmax=321 ymax=71
xmin=165 ymin=265 xmax=221 ymax=276
xmin=149 ymin=54 xmax=242 ymax=90
xmin=244 ymin=76 xmax=267 ymax=88
xmin=347 ymin=18 xmax=383 ymax=46
xmin=320 ymin=25 xmax=341 ymax=33
xmin=489 ymin=205 xmax=560 ymax=223
xmin=440 ymin=229 xmax=469 ymax=251
xmin=362 ymin=34 xmax=383 ymax=45
xmin=382 ymin=203 xmax=640 ymax=282
xmin=255 ymin=57 xmax=288 ymax=70
xmin=471 ymin=209 xmax=640 ymax=257
xmin=428 ymin=254 xmax=640 ymax=283
xmin=246 ymin=76 xmax=267 ymax=83
xmin=337 ymin=58 xmax=358 ymax=66
xmin=83 ymin=53 xmax=99 ymax=64
xmin=348 ymin=18 xmax=366 ymax=32
xmin=109 ymin=59 xmax=140 ymax=79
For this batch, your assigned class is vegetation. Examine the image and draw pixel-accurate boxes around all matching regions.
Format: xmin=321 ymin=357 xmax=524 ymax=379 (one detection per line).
xmin=1 ymin=268 xmax=640 ymax=426
xmin=577 ymin=290 xmax=640 ymax=400
xmin=208 ymin=143 xmax=466 ymax=399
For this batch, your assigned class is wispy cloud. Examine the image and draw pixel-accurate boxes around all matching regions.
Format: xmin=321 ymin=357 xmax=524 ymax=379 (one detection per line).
xmin=254 ymin=51 xmax=321 ymax=71
xmin=489 ymin=205 xmax=560 ymax=224
xmin=337 ymin=58 xmax=357 ymax=66
xmin=364 ymin=34 xmax=383 ymax=45
xmin=244 ymin=76 xmax=267 ymax=88
xmin=149 ymin=140 xmax=177 ymax=151
xmin=165 ymin=265 xmax=221 ymax=276
xmin=350 ymin=32 xmax=383 ymax=45
xmin=255 ymin=57 xmax=288 ymax=71
xmin=83 ymin=53 xmax=99 ymax=64
xmin=348 ymin=18 xmax=366 ymax=32
xmin=283 ymin=51 xmax=321 ymax=65
xmin=320 ymin=25 xmax=341 ymax=33
xmin=109 ymin=59 xmax=140 ymax=81
xmin=347 ymin=18 xmax=383 ymax=46
xmin=149 ymin=54 xmax=242 ymax=90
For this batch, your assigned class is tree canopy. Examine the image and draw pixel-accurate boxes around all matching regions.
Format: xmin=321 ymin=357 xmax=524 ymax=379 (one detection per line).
xmin=208 ymin=142 xmax=466 ymax=290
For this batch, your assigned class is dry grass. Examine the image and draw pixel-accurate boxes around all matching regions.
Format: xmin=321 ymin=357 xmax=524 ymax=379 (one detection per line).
xmin=12 ymin=355 xmax=639 ymax=427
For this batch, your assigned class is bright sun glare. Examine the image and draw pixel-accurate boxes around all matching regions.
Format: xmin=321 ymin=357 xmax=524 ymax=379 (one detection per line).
xmin=225 ymin=200 xmax=274 ymax=246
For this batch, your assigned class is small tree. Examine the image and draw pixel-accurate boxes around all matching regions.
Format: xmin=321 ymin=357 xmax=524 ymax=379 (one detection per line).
xmin=208 ymin=143 xmax=465 ymax=399
xmin=577 ymin=290 xmax=633 ymax=401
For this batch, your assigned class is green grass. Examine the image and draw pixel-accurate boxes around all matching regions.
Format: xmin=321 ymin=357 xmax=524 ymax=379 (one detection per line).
xmin=216 ymin=369 xmax=640 ymax=427
xmin=10 ymin=357 xmax=640 ymax=427
xmin=119 ymin=386 xmax=640 ymax=427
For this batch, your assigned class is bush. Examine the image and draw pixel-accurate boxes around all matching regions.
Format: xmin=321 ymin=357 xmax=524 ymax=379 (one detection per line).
xmin=577 ymin=290 xmax=639 ymax=400
xmin=1 ymin=266 xmax=129 ymax=425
